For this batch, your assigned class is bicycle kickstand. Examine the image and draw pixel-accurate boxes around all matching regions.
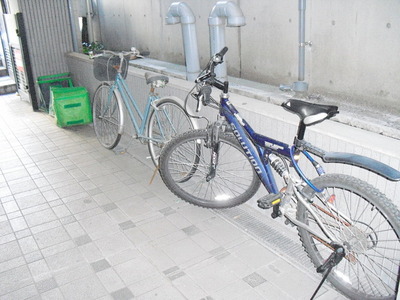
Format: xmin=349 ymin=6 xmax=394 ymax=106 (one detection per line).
xmin=310 ymin=244 xmax=345 ymax=300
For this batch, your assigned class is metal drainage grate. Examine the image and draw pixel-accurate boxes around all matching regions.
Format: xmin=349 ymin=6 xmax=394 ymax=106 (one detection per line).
xmin=214 ymin=205 xmax=316 ymax=275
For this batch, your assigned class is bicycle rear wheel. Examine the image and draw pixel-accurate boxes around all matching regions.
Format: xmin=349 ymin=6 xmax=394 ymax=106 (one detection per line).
xmin=92 ymin=82 xmax=123 ymax=149
xmin=297 ymin=174 xmax=400 ymax=299
xmin=147 ymin=98 xmax=195 ymax=166
xmin=159 ymin=129 xmax=261 ymax=208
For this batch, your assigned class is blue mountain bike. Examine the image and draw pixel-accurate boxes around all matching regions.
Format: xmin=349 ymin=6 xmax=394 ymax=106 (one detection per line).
xmin=159 ymin=48 xmax=400 ymax=299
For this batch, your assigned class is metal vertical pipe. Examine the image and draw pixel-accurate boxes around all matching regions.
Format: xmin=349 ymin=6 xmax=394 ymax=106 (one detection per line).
xmin=208 ymin=1 xmax=246 ymax=81
xmin=180 ymin=24 xmax=200 ymax=81
xmin=67 ymin=0 xmax=79 ymax=52
xmin=86 ymin=0 xmax=94 ymax=43
xmin=298 ymin=0 xmax=306 ymax=82
xmin=280 ymin=0 xmax=308 ymax=92
xmin=166 ymin=2 xmax=200 ymax=81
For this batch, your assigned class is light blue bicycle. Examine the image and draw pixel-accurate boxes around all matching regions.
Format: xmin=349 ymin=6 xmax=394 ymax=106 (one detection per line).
xmin=92 ymin=49 xmax=196 ymax=165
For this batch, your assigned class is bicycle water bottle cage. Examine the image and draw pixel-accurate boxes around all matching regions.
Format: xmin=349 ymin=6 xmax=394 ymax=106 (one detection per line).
xmin=282 ymin=99 xmax=339 ymax=126
xmin=145 ymin=72 xmax=169 ymax=88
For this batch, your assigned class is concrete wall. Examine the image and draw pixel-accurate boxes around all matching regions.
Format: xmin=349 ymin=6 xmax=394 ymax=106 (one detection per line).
xmin=90 ymin=0 xmax=400 ymax=114
xmin=65 ymin=52 xmax=400 ymax=210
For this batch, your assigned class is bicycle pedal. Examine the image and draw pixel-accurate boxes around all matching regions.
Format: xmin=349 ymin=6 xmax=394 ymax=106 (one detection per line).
xmin=257 ymin=193 xmax=283 ymax=209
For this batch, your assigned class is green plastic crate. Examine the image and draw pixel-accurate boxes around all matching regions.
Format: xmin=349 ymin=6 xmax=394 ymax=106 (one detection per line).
xmin=37 ymin=72 xmax=74 ymax=113
xmin=51 ymin=87 xmax=92 ymax=127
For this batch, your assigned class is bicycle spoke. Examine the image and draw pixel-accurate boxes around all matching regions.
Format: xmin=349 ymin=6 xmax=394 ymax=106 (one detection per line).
xmin=159 ymin=130 xmax=261 ymax=208
xmin=93 ymin=83 xmax=121 ymax=149
xmin=147 ymin=99 xmax=195 ymax=166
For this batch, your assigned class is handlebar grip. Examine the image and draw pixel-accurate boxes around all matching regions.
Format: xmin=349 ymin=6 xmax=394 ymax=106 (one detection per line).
xmin=212 ymin=47 xmax=228 ymax=65
xmin=217 ymin=47 xmax=228 ymax=57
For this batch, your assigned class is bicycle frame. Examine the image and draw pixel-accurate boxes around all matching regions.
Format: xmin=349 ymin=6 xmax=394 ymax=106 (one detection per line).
xmin=217 ymin=95 xmax=345 ymax=244
xmin=219 ymin=95 xmax=323 ymax=194
xmin=109 ymin=73 xmax=158 ymax=141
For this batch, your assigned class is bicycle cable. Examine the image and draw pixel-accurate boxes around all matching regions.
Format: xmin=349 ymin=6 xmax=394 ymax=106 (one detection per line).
xmin=183 ymin=84 xmax=204 ymax=121
xmin=183 ymin=83 xmax=212 ymax=125
xmin=183 ymin=54 xmax=222 ymax=124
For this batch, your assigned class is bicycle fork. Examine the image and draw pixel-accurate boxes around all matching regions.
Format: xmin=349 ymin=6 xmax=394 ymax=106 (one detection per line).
xmin=205 ymin=120 xmax=224 ymax=181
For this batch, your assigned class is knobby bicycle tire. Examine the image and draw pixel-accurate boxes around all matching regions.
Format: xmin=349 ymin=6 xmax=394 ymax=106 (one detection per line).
xmin=92 ymin=82 xmax=123 ymax=149
xmin=159 ymin=129 xmax=261 ymax=208
xmin=147 ymin=98 xmax=195 ymax=166
xmin=297 ymin=174 xmax=400 ymax=300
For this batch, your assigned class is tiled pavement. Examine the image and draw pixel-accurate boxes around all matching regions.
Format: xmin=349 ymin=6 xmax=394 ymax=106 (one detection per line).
xmin=0 ymin=94 xmax=347 ymax=300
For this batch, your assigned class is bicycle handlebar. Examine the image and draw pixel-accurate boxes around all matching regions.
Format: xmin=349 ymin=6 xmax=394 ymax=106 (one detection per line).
xmin=92 ymin=47 xmax=142 ymax=59
xmin=195 ymin=47 xmax=228 ymax=84
xmin=193 ymin=47 xmax=229 ymax=111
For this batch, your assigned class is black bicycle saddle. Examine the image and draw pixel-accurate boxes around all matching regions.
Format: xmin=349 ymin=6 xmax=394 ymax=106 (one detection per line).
xmin=282 ymin=99 xmax=339 ymax=126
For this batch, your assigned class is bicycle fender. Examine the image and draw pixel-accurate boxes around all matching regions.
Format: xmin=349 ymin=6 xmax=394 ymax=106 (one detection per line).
xmin=113 ymin=88 xmax=125 ymax=134
xmin=323 ymin=152 xmax=400 ymax=181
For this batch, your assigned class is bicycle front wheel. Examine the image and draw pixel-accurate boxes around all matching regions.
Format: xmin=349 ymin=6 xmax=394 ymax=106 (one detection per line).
xmin=297 ymin=174 xmax=400 ymax=299
xmin=92 ymin=83 xmax=123 ymax=149
xmin=159 ymin=129 xmax=261 ymax=208
xmin=147 ymin=98 xmax=195 ymax=166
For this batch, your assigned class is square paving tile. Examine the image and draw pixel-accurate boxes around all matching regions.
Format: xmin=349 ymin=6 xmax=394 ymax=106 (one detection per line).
xmin=59 ymin=275 xmax=107 ymax=300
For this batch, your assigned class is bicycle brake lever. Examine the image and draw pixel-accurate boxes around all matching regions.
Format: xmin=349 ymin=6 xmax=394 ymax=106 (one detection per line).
xmin=195 ymin=71 xmax=212 ymax=83
xmin=201 ymin=85 xmax=212 ymax=106
xmin=196 ymin=94 xmax=203 ymax=112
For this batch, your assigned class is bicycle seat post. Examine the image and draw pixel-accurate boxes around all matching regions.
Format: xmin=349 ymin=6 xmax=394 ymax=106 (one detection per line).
xmin=149 ymin=84 xmax=155 ymax=94
xmin=117 ymin=53 xmax=124 ymax=74
xmin=296 ymin=121 xmax=306 ymax=141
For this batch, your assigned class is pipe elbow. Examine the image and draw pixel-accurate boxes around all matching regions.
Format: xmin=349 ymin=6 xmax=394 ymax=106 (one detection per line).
xmin=166 ymin=2 xmax=196 ymax=25
xmin=208 ymin=1 xmax=246 ymax=27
